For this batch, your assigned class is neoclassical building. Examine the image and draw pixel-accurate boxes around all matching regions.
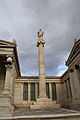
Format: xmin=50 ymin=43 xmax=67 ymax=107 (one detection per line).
xmin=0 ymin=30 xmax=80 ymax=119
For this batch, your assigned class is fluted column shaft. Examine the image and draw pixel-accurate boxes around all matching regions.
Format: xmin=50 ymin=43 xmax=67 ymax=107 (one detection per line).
xmin=37 ymin=40 xmax=47 ymax=98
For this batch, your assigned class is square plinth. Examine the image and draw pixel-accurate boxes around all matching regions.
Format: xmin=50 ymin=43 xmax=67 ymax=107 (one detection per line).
xmin=30 ymin=98 xmax=60 ymax=109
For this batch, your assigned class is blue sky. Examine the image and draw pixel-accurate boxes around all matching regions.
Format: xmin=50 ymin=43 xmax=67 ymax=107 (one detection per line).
xmin=0 ymin=0 xmax=80 ymax=76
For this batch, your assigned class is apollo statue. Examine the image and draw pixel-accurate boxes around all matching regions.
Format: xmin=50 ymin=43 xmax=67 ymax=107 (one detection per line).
xmin=38 ymin=29 xmax=44 ymax=39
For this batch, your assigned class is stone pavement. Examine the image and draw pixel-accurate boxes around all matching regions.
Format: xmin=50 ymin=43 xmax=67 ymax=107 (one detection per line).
xmin=13 ymin=108 xmax=80 ymax=116
xmin=0 ymin=108 xmax=80 ymax=120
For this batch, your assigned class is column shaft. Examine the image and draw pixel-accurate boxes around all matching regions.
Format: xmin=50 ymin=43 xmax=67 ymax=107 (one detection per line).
xmin=66 ymin=80 xmax=71 ymax=101
xmin=35 ymin=83 xmax=38 ymax=100
xmin=49 ymin=83 xmax=52 ymax=100
xmin=28 ymin=83 xmax=31 ymax=102
xmin=69 ymin=71 xmax=75 ymax=99
xmin=38 ymin=43 xmax=46 ymax=98
xmin=21 ymin=83 xmax=23 ymax=102
xmin=63 ymin=82 xmax=67 ymax=99
xmin=73 ymin=68 xmax=80 ymax=97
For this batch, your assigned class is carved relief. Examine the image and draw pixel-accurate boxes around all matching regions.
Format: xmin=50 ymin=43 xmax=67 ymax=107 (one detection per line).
xmin=0 ymin=48 xmax=13 ymax=55
xmin=0 ymin=80 xmax=5 ymax=93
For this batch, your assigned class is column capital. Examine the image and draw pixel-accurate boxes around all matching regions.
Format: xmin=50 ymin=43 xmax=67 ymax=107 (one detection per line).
xmin=70 ymin=69 xmax=74 ymax=72
xmin=69 ymin=67 xmax=74 ymax=72
xmin=75 ymin=64 xmax=79 ymax=69
xmin=37 ymin=39 xmax=45 ymax=47
xmin=5 ymin=64 xmax=12 ymax=70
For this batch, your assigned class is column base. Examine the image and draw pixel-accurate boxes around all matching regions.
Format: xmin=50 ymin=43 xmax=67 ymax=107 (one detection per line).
xmin=0 ymin=92 xmax=14 ymax=116
xmin=69 ymin=98 xmax=80 ymax=110
xmin=30 ymin=97 xmax=60 ymax=109
xmin=2 ymin=90 xmax=10 ymax=94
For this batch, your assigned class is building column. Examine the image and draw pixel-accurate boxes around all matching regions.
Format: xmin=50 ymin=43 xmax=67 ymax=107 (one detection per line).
xmin=21 ymin=83 xmax=23 ymax=102
xmin=73 ymin=65 xmax=80 ymax=97
xmin=69 ymin=65 xmax=80 ymax=99
xmin=66 ymin=79 xmax=71 ymax=101
xmin=69 ymin=70 xmax=75 ymax=99
xmin=49 ymin=83 xmax=52 ymax=100
xmin=30 ymin=29 xmax=60 ymax=109
xmin=35 ymin=83 xmax=38 ymax=100
xmin=64 ymin=81 xmax=67 ymax=99
xmin=28 ymin=83 xmax=31 ymax=102
xmin=56 ymin=83 xmax=64 ymax=103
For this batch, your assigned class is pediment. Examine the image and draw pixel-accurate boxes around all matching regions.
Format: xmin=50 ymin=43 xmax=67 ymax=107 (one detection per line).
xmin=0 ymin=40 xmax=15 ymax=47
xmin=66 ymin=39 xmax=80 ymax=66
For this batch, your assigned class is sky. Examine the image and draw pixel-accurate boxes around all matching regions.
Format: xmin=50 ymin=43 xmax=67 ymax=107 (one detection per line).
xmin=0 ymin=0 xmax=80 ymax=76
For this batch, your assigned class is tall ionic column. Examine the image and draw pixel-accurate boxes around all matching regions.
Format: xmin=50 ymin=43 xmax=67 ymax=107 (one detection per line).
xmin=30 ymin=29 xmax=60 ymax=109
xmin=69 ymin=69 xmax=75 ymax=99
xmin=73 ymin=65 xmax=80 ymax=97
xmin=37 ymin=29 xmax=47 ymax=98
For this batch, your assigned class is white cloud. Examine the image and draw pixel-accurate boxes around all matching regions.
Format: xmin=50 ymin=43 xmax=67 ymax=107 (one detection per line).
xmin=0 ymin=0 xmax=80 ymax=76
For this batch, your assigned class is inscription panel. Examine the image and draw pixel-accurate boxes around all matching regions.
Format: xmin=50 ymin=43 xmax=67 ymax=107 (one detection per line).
xmin=0 ymin=48 xmax=13 ymax=55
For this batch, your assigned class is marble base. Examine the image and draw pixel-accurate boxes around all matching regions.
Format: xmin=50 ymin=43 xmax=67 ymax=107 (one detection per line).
xmin=30 ymin=97 xmax=60 ymax=109
xmin=0 ymin=93 xmax=14 ymax=115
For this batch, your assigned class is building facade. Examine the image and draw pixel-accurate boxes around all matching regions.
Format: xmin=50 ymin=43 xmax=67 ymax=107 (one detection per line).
xmin=0 ymin=35 xmax=80 ymax=119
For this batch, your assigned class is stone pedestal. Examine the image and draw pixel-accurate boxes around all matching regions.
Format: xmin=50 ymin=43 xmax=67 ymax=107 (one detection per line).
xmin=30 ymin=98 xmax=60 ymax=109
xmin=0 ymin=93 xmax=14 ymax=117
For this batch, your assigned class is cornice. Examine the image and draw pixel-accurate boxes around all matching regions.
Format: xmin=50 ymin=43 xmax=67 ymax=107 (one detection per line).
xmin=16 ymin=76 xmax=61 ymax=79
xmin=66 ymin=39 xmax=80 ymax=66
xmin=0 ymin=40 xmax=21 ymax=76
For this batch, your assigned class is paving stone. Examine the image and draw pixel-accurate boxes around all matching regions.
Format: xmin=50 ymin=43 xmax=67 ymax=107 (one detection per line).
xmin=13 ymin=108 xmax=80 ymax=116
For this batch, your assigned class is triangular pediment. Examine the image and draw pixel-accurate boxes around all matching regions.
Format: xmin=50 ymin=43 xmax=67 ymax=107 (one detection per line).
xmin=66 ymin=39 xmax=80 ymax=66
xmin=0 ymin=40 xmax=15 ymax=47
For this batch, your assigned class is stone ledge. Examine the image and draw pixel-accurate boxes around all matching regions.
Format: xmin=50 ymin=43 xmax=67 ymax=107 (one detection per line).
xmin=0 ymin=113 xmax=80 ymax=120
xmin=30 ymin=104 xmax=60 ymax=109
xmin=13 ymin=113 xmax=80 ymax=119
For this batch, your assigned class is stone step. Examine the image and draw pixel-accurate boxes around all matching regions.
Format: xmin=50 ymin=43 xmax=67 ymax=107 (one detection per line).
xmin=37 ymin=98 xmax=53 ymax=102
xmin=33 ymin=101 xmax=56 ymax=106
xmin=30 ymin=104 xmax=60 ymax=109
xmin=30 ymin=97 xmax=60 ymax=109
xmin=36 ymin=98 xmax=56 ymax=103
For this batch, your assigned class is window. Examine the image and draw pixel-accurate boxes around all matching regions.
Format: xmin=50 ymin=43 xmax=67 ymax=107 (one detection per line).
xmin=52 ymin=83 xmax=57 ymax=100
xmin=23 ymin=83 xmax=28 ymax=100
xmin=31 ymin=83 xmax=35 ymax=100
xmin=46 ymin=83 xmax=50 ymax=98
